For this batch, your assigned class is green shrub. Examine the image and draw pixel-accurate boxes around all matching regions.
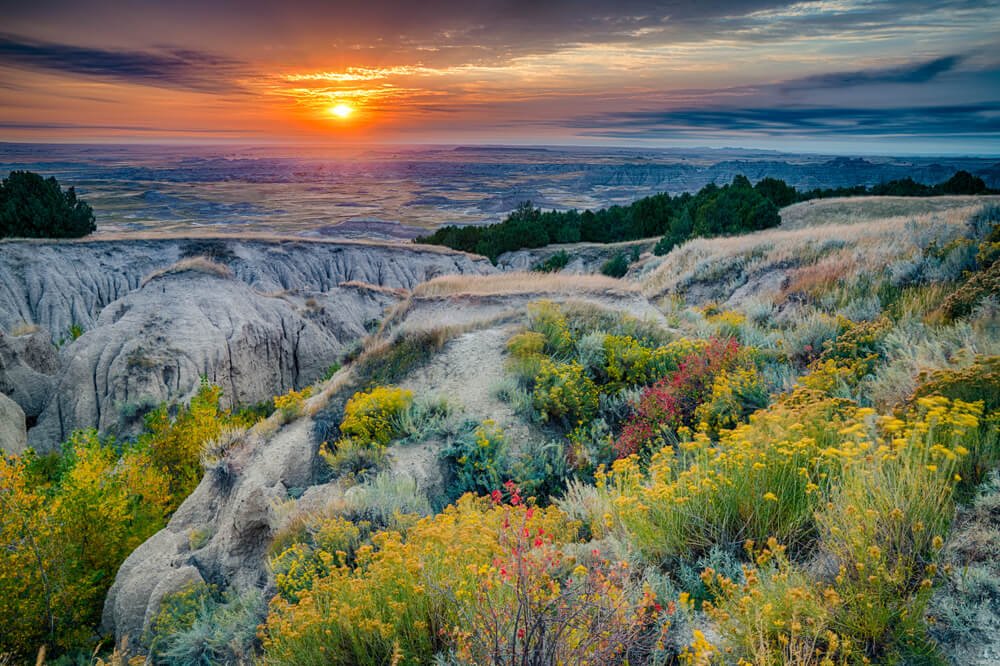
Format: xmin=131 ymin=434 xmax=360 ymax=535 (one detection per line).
xmin=511 ymin=439 xmax=573 ymax=503
xmin=341 ymin=472 xmax=433 ymax=529
xmin=532 ymin=250 xmax=570 ymax=273
xmin=600 ymin=253 xmax=630 ymax=278
xmin=354 ymin=328 xmax=454 ymax=387
xmin=392 ymin=395 xmax=456 ymax=444
xmin=574 ymin=331 xmax=608 ymax=380
xmin=319 ymin=439 xmax=389 ymax=482
xmin=0 ymin=171 xmax=96 ymax=239
xmin=526 ymin=300 xmax=574 ymax=356
xmin=147 ymin=582 xmax=266 ymax=665
xmin=939 ymin=262 xmax=1000 ymax=322
xmin=493 ymin=375 xmax=536 ymax=420
xmin=912 ymin=355 xmax=1000 ymax=412
xmin=693 ymin=366 xmax=770 ymax=435
xmin=441 ymin=420 xmax=510 ymax=501
xmin=321 ymin=362 xmax=342 ymax=381
xmin=603 ymin=334 xmax=655 ymax=387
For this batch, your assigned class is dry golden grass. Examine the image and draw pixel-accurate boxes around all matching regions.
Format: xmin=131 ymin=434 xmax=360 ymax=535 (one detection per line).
xmin=642 ymin=205 xmax=980 ymax=300
xmin=412 ymin=271 xmax=638 ymax=298
xmin=781 ymin=251 xmax=862 ymax=299
xmin=9 ymin=322 xmax=41 ymax=336
xmin=779 ymin=196 xmax=1000 ymax=229
xmin=140 ymin=256 xmax=234 ymax=286
xmin=338 ymin=280 xmax=410 ymax=298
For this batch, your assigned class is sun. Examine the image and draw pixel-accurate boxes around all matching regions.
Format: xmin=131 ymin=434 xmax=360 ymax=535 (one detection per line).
xmin=328 ymin=103 xmax=354 ymax=119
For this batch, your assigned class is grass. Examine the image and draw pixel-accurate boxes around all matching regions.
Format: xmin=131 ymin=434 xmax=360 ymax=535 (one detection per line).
xmin=412 ymin=271 xmax=637 ymax=298
xmin=9 ymin=322 xmax=40 ymax=336
xmin=779 ymin=195 xmax=1000 ymax=229
xmin=642 ymin=205 xmax=981 ymax=301
xmin=140 ymin=256 xmax=234 ymax=286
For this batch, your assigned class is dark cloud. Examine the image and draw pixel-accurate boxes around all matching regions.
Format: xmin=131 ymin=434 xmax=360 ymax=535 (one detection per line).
xmin=784 ymin=56 xmax=965 ymax=91
xmin=569 ymin=104 xmax=1000 ymax=139
xmin=0 ymin=33 xmax=245 ymax=91
xmin=0 ymin=1 xmax=883 ymax=65
xmin=559 ymin=55 xmax=999 ymax=140
xmin=0 ymin=120 xmax=246 ymax=133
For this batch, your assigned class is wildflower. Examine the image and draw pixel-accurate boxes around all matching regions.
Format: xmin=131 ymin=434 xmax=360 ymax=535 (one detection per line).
xmin=763 ymin=492 xmax=778 ymax=502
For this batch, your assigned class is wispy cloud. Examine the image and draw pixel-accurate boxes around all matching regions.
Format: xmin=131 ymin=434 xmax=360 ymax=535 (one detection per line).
xmin=0 ymin=33 xmax=245 ymax=92
xmin=569 ymin=104 xmax=1000 ymax=138
xmin=783 ymin=55 xmax=965 ymax=90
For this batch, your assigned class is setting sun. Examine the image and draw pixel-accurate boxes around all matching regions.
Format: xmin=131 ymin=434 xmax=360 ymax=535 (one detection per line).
xmin=329 ymin=103 xmax=354 ymax=119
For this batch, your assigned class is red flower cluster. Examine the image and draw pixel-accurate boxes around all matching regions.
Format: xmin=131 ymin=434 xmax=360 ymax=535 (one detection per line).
xmin=491 ymin=480 xmax=523 ymax=506
xmin=615 ymin=337 xmax=739 ymax=457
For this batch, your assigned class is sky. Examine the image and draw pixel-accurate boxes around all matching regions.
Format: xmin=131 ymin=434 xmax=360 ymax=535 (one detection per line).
xmin=1 ymin=0 xmax=999 ymax=153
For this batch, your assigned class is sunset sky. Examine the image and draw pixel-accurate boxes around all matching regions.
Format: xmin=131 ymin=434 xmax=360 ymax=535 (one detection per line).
xmin=1 ymin=0 xmax=999 ymax=152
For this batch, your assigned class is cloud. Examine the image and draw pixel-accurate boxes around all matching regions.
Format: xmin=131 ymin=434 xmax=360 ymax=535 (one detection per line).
xmin=783 ymin=55 xmax=965 ymax=90
xmin=559 ymin=54 xmax=998 ymax=140
xmin=568 ymin=103 xmax=1000 ymax=139
xmin=0 ymin=121 xmax=221 ymax=131
xmin=0 ymin=33 xmax=245 ymax=92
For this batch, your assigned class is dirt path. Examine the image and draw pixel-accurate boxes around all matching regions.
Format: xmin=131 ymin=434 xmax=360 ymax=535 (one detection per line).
xmin=398 ymin=324 xmax=544 ymax=451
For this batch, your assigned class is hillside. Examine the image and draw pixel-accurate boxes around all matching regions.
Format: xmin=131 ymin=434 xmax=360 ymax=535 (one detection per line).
xmin=1 ymin=199 xmax=998 ymax=665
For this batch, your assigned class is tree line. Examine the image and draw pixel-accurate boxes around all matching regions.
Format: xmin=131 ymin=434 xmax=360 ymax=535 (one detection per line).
xmin=417 ymin=170 xmax=994 ymax=261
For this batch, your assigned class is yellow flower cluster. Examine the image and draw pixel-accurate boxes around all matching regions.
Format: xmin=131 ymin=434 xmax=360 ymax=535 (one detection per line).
xmin=693 ymin=366 xmax=769 ymax=434
xmin=262 ymin=496 xmax=575 ymax=666
xmin=532 ymin=359 xmax=599 ymax=424
xmin=339 ymin=386 xmax=413 ymax=446
xmin=273 ymin=386 xmax=313 ymax=420
xmin=608 ymin=389 xmax=861 ymax=561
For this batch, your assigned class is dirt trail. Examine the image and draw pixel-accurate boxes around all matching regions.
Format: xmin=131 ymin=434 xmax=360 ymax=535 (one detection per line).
xmin=399 ymin=324 xmax=545 ymax=450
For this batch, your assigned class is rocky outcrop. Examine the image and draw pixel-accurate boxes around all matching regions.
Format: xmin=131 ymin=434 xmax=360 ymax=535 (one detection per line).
xmin=0 ymin=392 xmax=27 ymax=455
xmin=28 ymin=270 xmax=387 ymax=448
xmin=0 ymin=238 xmax=493 ymax=450
xmin=0 ymin=329 xmax=59 ymax=422
xmin=102 ymin=415 xmax=335 ymax=648
xmin=0 ymin=238 xmax=491 ymax=335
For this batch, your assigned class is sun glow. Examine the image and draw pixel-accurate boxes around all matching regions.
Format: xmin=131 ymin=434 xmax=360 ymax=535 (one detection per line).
xmin=329 ymin=103 xmax=354 ymax=119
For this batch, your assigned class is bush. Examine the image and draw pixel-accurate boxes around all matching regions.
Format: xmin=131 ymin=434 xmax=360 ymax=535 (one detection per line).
xmin=141 ymin=381 xmax=257 ymax=505
xmin=611 ymin=386 xmax=861 ymax=562
xmin=615 ymin=338 xmax=740 ymax=457
xmin=273 ymin=386 xmax=313 ymax=421
xmin=353 ymin=328 xmax=454 ymax=387
xmin=526 ymin=300 xmax=574 ymax=356
xmin=441 ymin=420 xmax=510 ymax=501
xmin=511 ymin=439 xmax=573 ymax=503
xmin=341 ymin=472 xmax=433 ymax=529
xmin=450 ymin=499 xmax=664 ymax=665
xmin=0 ymin=431 xmax=172 ymax=657
xmin=262 ymin=497 xmax=577 ymax=666
xmin=532 ymin=359 xmax=600 ymax=427
xmin=0 ymin=171 xmax=95 ymax=239
xmin=701 ymin=397 xmax=987 ymax=663
xmin=912 ymin=355 xmax=1000 ymax=413
xmin=319 ymin=438 xmax=389 ymax=482
xmin=147 ymin=583 xmax=266 ymax=665
xmin=600 ymin=253 xmax=630 ymax=278
xmin=693 ymin=366 xmax=770 ymax=435
xmin=533 ymin=250 xmax=570 ymax=273
xmin=705 ymin=541 xmax=858 ymax=665
xmin=938 ymin=262 xmax=1000 ymax=322
xmin=339 ymin=386 xmax=414 ymax=446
